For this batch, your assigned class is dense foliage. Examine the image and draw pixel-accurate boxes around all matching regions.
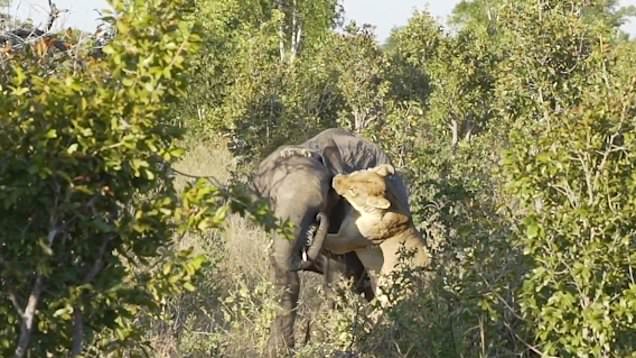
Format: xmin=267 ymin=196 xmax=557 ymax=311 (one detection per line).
xmin=1 ymin=0 xmax=635 ymax=356
xmin=0 ymin=0 xmax=218 ymax=355
xmin=500 ymin=1 xmax=636 ymax=354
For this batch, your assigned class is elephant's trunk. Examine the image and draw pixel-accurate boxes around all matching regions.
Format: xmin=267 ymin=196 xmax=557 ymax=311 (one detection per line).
xmin=305 ymin=211 xmax=329 ymax=262
xmin=290 ymin=211 xmax=329 ymax=271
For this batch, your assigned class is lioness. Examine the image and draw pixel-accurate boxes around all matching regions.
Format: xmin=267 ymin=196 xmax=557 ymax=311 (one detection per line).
xmin=323 ymin=164 xmax=429 ymax=304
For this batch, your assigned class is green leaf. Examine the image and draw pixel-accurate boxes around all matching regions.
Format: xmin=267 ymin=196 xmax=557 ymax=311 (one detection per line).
xmin=38 ymin=239 xmax=54 ymax=256
xmin=183 ymin=282 xmax=196 ymax=292
xmin=526 ymin=223 xmax=539 ymax=239
xmin=66 ymin=143 xmax=79 ymax=154
xmin=45 ymin=129 xmax=57 ymax=139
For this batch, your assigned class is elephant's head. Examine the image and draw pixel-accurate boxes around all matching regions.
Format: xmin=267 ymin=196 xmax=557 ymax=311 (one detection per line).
xmin=253 ymin=144 xmax=344 ymax=271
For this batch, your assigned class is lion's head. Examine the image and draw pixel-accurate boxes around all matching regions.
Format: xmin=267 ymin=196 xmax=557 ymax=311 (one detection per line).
xmin=332 ymin=164 xmax=395 ymax=213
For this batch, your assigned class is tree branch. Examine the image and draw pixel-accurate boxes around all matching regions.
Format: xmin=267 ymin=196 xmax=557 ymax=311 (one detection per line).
xmin=14 ymin=275 xmax=44 ymax=358
xmin=7 ymin=291 xmax=24 ymax=318
xmin=70 ymin=234 xmax=114 ymax=356
xmin=83 ymin=235 xmax=113 ymax=283
xmin=14 ymin=225 xmax=59 ymax=357
xmin=45 ymin=0 xmax=62 ymax=33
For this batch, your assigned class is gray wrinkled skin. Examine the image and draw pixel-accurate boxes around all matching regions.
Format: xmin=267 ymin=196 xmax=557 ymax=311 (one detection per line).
xmin=251 ymin=128 xmax=408 ymax=356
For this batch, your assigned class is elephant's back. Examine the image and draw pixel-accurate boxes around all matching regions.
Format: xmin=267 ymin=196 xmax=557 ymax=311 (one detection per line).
xmin=303 ymin=128 xmax=391 ymax=172
xmin=253 ymin=144 xmax=328 ymax=200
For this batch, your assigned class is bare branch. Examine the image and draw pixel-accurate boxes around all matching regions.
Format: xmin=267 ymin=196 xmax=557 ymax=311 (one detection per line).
xmin=502 ymin=320 xmax=555 ymax=357
xmin=45 ymin=0 xmax=62 ymax=33
xmin=14 ymin=222 xmax=59 ymax=357
xmin=574 ymin=152 xmax=595 ymax=205
xmin=548 ymin=182 xmax=579 ymax=208
xmin=66 ymin=234 xmax=114 ymax=356
xmin=83 ymin=235 xmax=114 ymax=283
xmin=0 ymin=0 xmax=68 ymax=54
xmin=14 ymin=276 xmax=44 ymax=358
xmin=593 ymin=133 xmax=624 ymax=193
xmin=7 ymin=291 xmax=24 ymax=317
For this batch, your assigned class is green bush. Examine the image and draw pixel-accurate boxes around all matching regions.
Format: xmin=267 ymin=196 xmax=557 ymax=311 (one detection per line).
xmin=500 ymin=0 xmax=636 ymax=355
xmin=0 ymin=0 xmax=211 ymax=355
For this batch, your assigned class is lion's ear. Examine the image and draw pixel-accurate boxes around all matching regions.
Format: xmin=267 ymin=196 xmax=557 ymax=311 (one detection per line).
xmin=366 ymin=196 xmax=391 ymax=209
xmin=374 ymin=164 xmax=395 ymax=177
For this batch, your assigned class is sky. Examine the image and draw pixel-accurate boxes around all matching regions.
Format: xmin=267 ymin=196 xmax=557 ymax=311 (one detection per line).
xmin=5 ymin=0 xmax=636 ymax=42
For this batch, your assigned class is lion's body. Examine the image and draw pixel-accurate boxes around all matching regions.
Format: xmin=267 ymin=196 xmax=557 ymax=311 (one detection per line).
xmin=323 ymin=164 xmax=429 ymax=302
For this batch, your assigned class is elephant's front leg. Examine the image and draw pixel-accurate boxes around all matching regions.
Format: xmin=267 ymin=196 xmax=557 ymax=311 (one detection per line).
xmin=267 ymin=239 xmax=300 ymax=357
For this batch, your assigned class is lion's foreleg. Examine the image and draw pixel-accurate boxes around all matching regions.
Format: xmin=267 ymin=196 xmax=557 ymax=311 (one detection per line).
xmin=323 ymin=214 xmax=370 ymax=254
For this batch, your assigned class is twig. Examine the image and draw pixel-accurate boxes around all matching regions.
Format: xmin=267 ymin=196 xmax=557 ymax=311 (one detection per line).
xmin=502 ymin=319 xmax=555 ymax=357
xmin=7 ymin=291 xmax=24 ymax=317
xmin=574 ymin=152 xmax=595 ymax=206
xmin=478 ymin=273 xmax=525 ymax=321
xmin=70 ymin=233 xmax=114 ymax=355
xmin=548 ymin=182 xmax=579 ymax=208
xmin=170 ymin=166 xmax=225 ymax=188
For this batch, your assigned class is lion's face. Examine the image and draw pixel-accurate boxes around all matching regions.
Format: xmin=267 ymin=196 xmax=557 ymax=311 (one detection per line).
xmin=332 ymin=164 xmax=395 ymax=213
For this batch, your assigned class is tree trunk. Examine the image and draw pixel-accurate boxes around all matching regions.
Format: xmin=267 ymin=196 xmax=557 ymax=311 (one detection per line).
xmin=450 ymin=119 xmax=459 ymax=148
xmin=463 ymin=119 xmax=474 ymax=143
xmin=290 ymin=0 xmax=297 ymax=62
xmin=277 ymin=0 xmax=285 ymax=62
xmin=70 ymin=309 xmax=84 ymax=357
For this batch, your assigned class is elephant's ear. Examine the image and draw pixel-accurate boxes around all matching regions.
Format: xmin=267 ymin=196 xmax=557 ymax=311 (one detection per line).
xmin=366 ymin=196 xmax=391 ymax=209
xmin=320 ymin=138 xmax=345 ymax=175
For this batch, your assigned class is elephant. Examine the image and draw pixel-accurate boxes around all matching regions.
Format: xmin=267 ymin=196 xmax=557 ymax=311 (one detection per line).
xmin=251 ymin=128 xmax=404 ymax=356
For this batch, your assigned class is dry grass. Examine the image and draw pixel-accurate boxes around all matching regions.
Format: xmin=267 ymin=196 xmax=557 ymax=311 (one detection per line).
xmin=172 ymin=138 xmax=236 ymax=192
xmin=172 ymin=137 xmax=272 ymax=284
xmin=171 ymin=138 xmax=270 ymax=267
xmin=148 ymin=139 xmax=277 ymax=356
xmin=219 ymin=214 xmax=271 ymax=281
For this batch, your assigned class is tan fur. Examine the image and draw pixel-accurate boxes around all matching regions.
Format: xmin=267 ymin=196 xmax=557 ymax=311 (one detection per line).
xmin=323 ymin=164 xmax=429 ymax=305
